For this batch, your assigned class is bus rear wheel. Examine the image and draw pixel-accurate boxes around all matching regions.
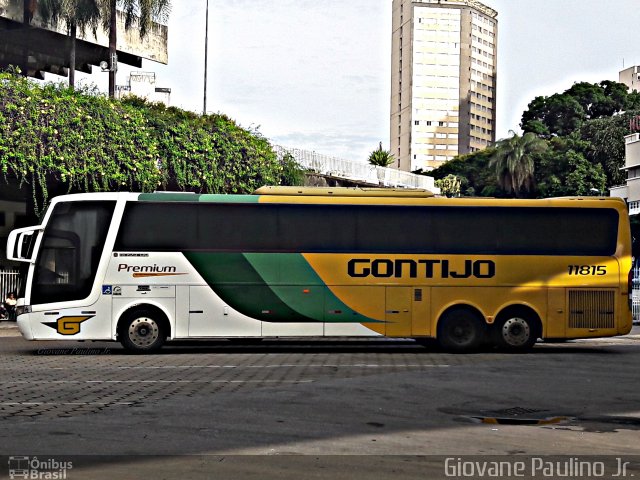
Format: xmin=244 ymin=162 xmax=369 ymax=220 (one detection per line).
xmin=437 ymin=309 xmax=485 ymax=353
xmin=119 ymin=310 xmax=166 ymax=353
xmin=494 ymin=314 xmax=537 ymax=352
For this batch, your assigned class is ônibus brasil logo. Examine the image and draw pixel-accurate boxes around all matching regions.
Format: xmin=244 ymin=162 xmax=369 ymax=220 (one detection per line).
xmin=8 ymin=456 xmax=73 ymax=479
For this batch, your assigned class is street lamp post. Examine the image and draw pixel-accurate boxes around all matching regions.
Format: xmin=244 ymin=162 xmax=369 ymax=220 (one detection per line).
xmin=203 ymin=0 xmax=209 ymax=115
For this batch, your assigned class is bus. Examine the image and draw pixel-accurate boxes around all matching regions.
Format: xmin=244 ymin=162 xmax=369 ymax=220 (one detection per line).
xmin=6 ymin=187 xmax=633 ymax=353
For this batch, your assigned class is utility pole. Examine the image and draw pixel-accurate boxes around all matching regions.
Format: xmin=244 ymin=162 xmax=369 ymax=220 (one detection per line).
xmin=108 ymin=0 xmax=117 ymax=98
xmin=203 ymin=0 xmax=209 ymax=115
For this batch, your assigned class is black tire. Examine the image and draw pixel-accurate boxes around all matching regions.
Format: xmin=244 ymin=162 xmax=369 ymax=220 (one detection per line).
xmin=119 ymin=309 xmax=166 ymax=353
xmin=493 ymin=313 xmax=537 ymax=352
xmin=437 ymin=309 xmax=485 ymax=353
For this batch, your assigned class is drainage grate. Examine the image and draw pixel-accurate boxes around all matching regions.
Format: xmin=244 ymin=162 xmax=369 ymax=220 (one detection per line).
xmin=472 ymin=416 xmax=567 ymax=425
xmin=469 ymin=406 xmax=568 ymax=425
xmin=487 ymin=407 xmax=547 ymax=417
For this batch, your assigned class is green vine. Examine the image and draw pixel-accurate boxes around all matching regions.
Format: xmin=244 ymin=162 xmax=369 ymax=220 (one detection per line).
xmin=0 ymin=70 xmax=304 ymax=217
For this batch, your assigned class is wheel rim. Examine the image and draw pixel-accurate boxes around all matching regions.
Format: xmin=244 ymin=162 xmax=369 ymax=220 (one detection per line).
xmin=501 ymin=317 xmax=530 ymax=347
xmin=448 ymin=317 xmax=475 ymax=346
xmin=128 ymin=316 xmax=160 ymax=348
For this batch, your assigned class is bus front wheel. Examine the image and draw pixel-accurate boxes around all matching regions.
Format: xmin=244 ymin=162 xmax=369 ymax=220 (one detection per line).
xmin=119 ymin=309 xmax=166 ymax=353
xmin=493 ymin=313 xmax=538 ymax=352
xmin=437 ymin=309 xmax=485 ymax=353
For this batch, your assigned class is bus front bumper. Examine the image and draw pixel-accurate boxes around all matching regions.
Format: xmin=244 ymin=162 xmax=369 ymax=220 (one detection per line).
xmin=16 ymin=315 xmax=34 ymax=340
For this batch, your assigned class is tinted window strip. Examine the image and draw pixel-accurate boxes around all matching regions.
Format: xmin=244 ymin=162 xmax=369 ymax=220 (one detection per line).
xmin=114 ymin=202 xmax=619 ymax=257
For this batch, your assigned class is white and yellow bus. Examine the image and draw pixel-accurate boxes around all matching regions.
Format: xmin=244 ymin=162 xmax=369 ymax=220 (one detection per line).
xmin=6 ymin=187 xmax=633 ymax=353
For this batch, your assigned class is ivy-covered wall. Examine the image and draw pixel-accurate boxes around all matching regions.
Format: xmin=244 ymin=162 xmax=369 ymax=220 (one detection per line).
xmin=0 ymin=71 xmax=301 ymax=218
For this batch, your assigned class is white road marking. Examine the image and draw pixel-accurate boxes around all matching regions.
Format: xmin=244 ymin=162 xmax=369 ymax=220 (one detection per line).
xmin=112 ymin=364 xmax=450 ymax=369
xmin=0 ymin=380 xmax=314 ymax=384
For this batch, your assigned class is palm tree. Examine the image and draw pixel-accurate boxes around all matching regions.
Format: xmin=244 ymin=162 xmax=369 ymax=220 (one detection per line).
xmin=39 ymin=0 xmax=101 ymax=88
xmin=102 ymin=0 xmax=171 ymax=98
xmin=489 ymin=131 xmax=548 ymax=196
xmin=368 ymin=142 xmax=395 ymax=167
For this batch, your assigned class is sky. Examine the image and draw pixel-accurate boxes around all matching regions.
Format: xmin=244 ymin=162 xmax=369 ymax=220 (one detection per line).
xmin=78 ymin=0 xmax=640 ymax=163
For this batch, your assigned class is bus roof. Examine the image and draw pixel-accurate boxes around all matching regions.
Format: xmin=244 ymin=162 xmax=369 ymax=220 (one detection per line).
xmin=252 ymin=186 xmax=436 ymax=197
xmin=42 ymin=191 xmax=630 ymax=214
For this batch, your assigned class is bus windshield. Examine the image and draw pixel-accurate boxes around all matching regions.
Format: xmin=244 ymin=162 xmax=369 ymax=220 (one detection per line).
xmin=31 ymin=201 xmax=115 ymax=305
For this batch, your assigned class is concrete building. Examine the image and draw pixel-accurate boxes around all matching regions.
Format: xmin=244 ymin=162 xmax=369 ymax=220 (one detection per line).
xmin=611 ymin=129 xmax=640 ymax=216
xmin=390 ymin=0 xmax=498 ymax=172
xmin=620 ymin=66 xmax=640 ymax=93
xmin=0 ymin=0 xmax=167 ymax=79
xmin=605 ymin=69 xmax=640 ymax=213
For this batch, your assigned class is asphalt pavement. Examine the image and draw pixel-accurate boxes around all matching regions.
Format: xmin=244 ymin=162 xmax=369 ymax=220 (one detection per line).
xmin=0 ymin=321 xmax=639 ymax=479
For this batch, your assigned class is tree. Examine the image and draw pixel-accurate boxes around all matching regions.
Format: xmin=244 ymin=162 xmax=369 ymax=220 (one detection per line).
xmin=431 ymin=79 xmax=639 ymax=199
xmin=368 ymin=142 xmax=394 ymax=167
xmin=102 ymin=0 xmax=171 ymax=98
xmin=38 ymin=0 xmax=101 ymax=88
xmin=534 ymin=135 xmax=606 ymax=197
xmin=435 ymin=174 xmax=461 ymax=198
xmin=521 ymin=93 xmax=585 ymax=138
xmin=578 ymin=111 xmax=640 ymax=187
xmin=428 ymin=148 xmax=500 ymax=197
xmin=278 ymin=152 xmax=305 ymax=186
xmin=626 ymin=90 xmax=640 ymax=110
xmin=489 ymin=131 xmax=548 ymax=196
xmin=521 ymin=81 xmax=631 ymax=138
xmin=560 ymin=81 xmax=628 ymax=119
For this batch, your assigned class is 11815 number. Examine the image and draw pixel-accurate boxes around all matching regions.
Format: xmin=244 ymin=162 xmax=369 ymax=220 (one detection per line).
xmin=568 ymin=265 xmax=606 ymax=276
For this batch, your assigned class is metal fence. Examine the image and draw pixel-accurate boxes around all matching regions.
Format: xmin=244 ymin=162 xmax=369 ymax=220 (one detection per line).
xmin=0 ymin=269 xmax=20 ymax=299
xmin=274 ymin=145 xmax=440 ymax=193
xmin=633 ymin=263 xmax=640 ymax=325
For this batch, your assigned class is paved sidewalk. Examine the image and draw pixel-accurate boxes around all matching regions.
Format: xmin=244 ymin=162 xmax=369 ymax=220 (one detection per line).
xmin=0 ymin=321 xmax=19 ymax=337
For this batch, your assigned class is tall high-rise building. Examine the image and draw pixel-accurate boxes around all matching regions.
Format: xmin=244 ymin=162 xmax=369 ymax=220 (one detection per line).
xmin=390 ymin=0 xmax=498 ymax=172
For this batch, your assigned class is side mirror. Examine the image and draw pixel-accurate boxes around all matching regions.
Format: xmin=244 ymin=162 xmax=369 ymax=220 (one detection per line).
xmin=7 ymin=226 xmax=43 ymax=263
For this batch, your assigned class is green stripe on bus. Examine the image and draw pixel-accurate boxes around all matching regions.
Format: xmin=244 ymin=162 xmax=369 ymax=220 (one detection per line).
xmin=244 ymin=253 xmax=383 ymax=324
xmin=138 ymin=193 xmax=259 ymax=203
xmin=183 ymin=252 xmax=318 ymax=322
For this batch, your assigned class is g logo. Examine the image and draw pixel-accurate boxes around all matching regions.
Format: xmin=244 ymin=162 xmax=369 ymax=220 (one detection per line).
xmin=43 ymin=316 xmax=93 ymax=335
